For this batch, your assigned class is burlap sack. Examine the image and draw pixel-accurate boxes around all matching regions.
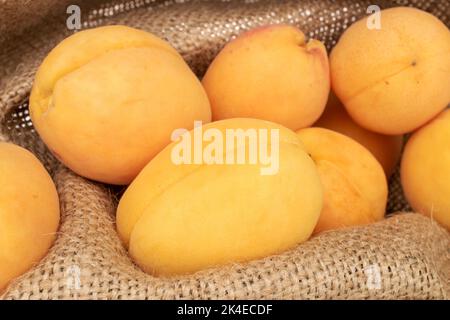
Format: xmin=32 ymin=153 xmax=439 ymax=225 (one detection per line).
xmin=0 ymin=0 xmax=449 ymax=300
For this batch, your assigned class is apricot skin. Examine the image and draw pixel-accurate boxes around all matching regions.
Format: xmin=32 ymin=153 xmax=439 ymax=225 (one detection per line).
xmin=30 ymin=25 xmax=211 ymax=185
xmin=0 ymin=143 xmax=60 ymax=292
xmin=330 ymin=7 xmax=450 ymax=135
xmin=202 ymin=24 xmax=330 ymax=130
xmin=117 ymin=118 xmax=323 ymax=276
xmin=401 ymin=109 xmax=450 ymax=230
xmin=296 ymin=128 xmax=387 ymax=234
xmin=315 ymin=92 xmax=403 ymax=177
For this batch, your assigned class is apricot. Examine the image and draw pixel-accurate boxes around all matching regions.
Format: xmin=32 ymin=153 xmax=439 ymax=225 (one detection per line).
xmin=330 ymin=7 xmax=450 ymax=135
xmin=0 ymin=143 xmax=60 ymax=292
xmin=401 ymin=109 xmax=450 ymax=230
xmin=296 ymin=128 xmax=387 ymax=234
xmin=116 ymin=118 xmax=323 ymax=276
xmin=30 ymin=25 xmax=211 ymax=185
xmin=315 ymin=92 xmax=403 ymax=177
xmin=202 ymin=24 xmax=330 ymax=130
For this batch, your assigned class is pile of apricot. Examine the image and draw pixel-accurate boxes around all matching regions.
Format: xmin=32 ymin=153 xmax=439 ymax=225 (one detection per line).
xmin=1 ymin=7 xmax=449 ymax=287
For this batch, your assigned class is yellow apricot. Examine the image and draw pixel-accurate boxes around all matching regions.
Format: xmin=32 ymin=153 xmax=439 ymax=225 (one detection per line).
xmin=0 ymin=143 xmax=60 ymax=292
xmin=297 ymin=128 xmax=387 ymax=234
xmin=30 ymin=25 xmax=211 ymax=185
xmin=117 ymin=118 xmax=323 ymax=276
xmin=202 ymin=24 xmax=330 ymax=130
xmin=315 ymin=92 xmax=403 ymax=177
xmin=330 ymin=7 xmax=450 ymax=134
xmin=401 ymin=109 xmax=450 ymax=230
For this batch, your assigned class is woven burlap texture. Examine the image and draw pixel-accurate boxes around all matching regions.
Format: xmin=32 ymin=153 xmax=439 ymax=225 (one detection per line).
xmin=0 ymin=0 xmax=449 ymax=299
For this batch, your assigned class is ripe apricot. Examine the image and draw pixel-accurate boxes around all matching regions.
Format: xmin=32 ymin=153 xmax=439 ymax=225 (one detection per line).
xmin=0 ymin=143 xmax=60 ymax=292
xmin=117 ymin=118 xmax=323 ymax=276
xmin=202 ymin=24 xmax=330 ymax=130
xmin=30 ymin=26 xmax=211 ymax=185
xmin=330 ymin=7 xmax=450 ymax=134
xmin=401 ymin=109 xmax=450 ymax=230
xmin=297 ymin=128 xmax=387 ymax=234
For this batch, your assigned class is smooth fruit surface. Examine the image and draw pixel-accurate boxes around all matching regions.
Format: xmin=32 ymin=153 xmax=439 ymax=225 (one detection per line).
xmin=0 ymin=143 xmax=60 ymax=291
xmin=297 ymin=128 xmax=387 ymax=234
xmin=117 ymin=118 xmax=323 ymax=276
xmin=30 ymin=25 xmax=211 ymax=185
xmin=401 ymin=109 xmax=450 ymax=230
xmin=330 ymin=7 xmax=450 ymax=134
xmin=315 ymin=92 xmax=403 ymax=177
xmin=202 ymin=24 xmax=330 ymax=130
